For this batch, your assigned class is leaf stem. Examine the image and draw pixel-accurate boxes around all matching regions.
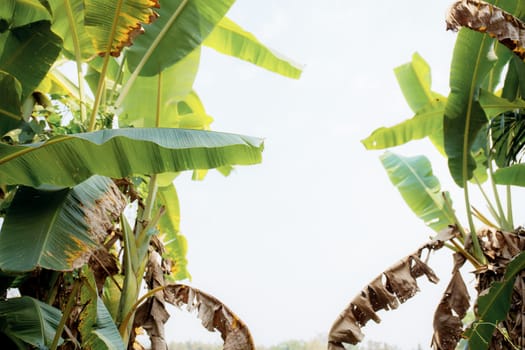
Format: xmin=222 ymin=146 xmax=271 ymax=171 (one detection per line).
xmin=118 ymin=285 xmax=166 ymax=335
xmin=114 ymin=0 xmax=190 ymax=108
xmin=506 ymin=185 xmax=514 ymax=229
xmin=64 ymin=0 xmax=86 ymax=124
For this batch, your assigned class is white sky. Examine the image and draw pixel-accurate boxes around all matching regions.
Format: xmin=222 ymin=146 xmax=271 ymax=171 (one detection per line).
xmin=163 ymin=1 xmax=512 ymax=349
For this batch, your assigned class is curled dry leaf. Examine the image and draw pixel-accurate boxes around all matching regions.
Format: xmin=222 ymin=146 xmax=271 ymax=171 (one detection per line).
xmin=431 ymin=253 xmax=469 ymax=350
xmin=446 ymin=0 xmax=525 ymax=59
xmin=328 ymin=235 xmax=449 ymax=349
xmin=164 ymin=284 xmax=256 ymax=350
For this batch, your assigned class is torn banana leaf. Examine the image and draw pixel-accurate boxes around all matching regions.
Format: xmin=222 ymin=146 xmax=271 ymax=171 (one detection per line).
xmin=328 ymin=228 xmax=455 ymax=349
xmin=164 ymin=284 xmax=255 ymax=350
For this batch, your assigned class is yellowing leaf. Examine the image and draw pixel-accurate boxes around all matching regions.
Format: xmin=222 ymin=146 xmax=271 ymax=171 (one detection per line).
xmin=84 ymin=0 xmax=159 ymax=57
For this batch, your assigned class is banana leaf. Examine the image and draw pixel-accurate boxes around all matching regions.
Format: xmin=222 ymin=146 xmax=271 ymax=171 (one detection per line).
xmin=0 ymin=71 xmax=23 ymax=136
xmin=0 ymin=296 xmax=63 ymax=348
xmin=204 ymin=17 xmax=303 ymax=79
xmin=0 ymin=176 xmax=125 ymax=272
xmin=0 ymin=128 xmax=264 ymax=187
xmin=380 ymin=151 xmax=455 ymax=232
xmin=126 ymin=0 xmax=235 ymax=76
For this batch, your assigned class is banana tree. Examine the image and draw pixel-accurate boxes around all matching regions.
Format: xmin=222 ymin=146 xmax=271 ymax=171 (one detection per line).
xmin=0 ymin=1 xmax=301 ymax=349
xmin=329 ymin=1 xmax=525 ymax=349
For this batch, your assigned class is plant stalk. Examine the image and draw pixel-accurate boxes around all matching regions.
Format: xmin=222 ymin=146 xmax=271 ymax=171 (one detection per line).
xmin=50 ymin=278 xmax=81 ymax=350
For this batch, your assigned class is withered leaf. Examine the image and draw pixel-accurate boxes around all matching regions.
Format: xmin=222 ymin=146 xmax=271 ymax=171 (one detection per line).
xmin=328 ymin=241 xmax=444 ymax=348
xmin=447 ymin=0 xmax=525 ymax=59
xmin=164 ymin=284 xmax=256 ymax=350
xmin=431 ymin=253 xmax=469 ymax=350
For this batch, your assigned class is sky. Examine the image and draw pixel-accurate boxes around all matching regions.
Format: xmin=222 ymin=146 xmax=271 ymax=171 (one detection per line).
xmin=163 ymin=1 xmax=495 ymax=349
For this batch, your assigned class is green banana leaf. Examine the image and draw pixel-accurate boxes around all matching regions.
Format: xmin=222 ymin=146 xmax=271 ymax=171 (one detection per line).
xmin=126 ymin=0 xmax=235 ymax=76
xmin=493 ymin=164 xmax=525 ymax=186
xmin=362 ymin=100 xmax=445 ymax=150
xmin=0 ymin=128 xmax=264 ymax=187
xmin=47 ymin=0 xmax=96 ymax=59
xmin=0 ymin=0 xmax=50 ymax=28
xmin=479 ymin=89 xmax=525 ymax=118
xmin=84 ymin=0 xmax=158 ymax=57
xmin=394 ymin=52 xmax=442 ymax=113
xmin=464 ymin=251 xmax=525 ymax=350
xmin=502 ymin=56 xmax=525 ymax=100
xmin=80 ymin=270 xmax=125 ymax=350
xmin=120 ymin=49 xmax=201 ymax=128
xmin=444 ymin=29 xmax=495 ymax=187
xmin=204 ymin=17 xmax=302 ymax=79
xmin=158 ymin=184 xmax=190 ymax=281
xmin=0 ymin=71 xmax=23 ymax=136
xmin=0 ymin=296 xmax=63 ymax=348
xmin=380 ymin=151 xmax=455 ymax=232
xmin=0 ymin=176 xmax=125 ymax=272
xmin=0 ymin=16 xmax=61 ymax=100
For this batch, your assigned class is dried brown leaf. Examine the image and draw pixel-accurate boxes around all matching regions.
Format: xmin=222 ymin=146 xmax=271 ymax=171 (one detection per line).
xmin=164 ymin=284 xmax=256 ymax=350
xmin=447 ymin=0 xmax=525 ymax=59
xmin=328 ymin=241 xmax=445 ymax=348
xmin=431 ymin=253 xmax=469 ymax=350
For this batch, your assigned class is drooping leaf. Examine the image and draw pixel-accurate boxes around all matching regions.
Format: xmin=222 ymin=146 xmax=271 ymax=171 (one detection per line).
xmin=84 ymin=0 xmax=159 ymax=57
xmin=502 ymin=56 xmax=525 ymax=100
xmin=328 ymin=237 xmax=449 ymax=349
xmin=0 ymin=71 xmax=23 ymax=136
xmin=126 ymin=0 xmax=235 ymax=76
xmin=431 ymin=253 xmax=469 ymax=350
xmin=464 ymin=251 xmax=525 ymax=350
xmin=0 ymin=128 xmax=264 ymax=187
xmin=0 ymin=296 xmax=63 ymax=348
xmin=120 ymin=49 xmax=201 ymax=128
xmin=79 ymin=269 xmax=125 ymax=350
xmin=0 ymin=0 xmax=51 ymax=28
xmin=0 ymin=176 xmax=126 ymax=272
xmin=489 ymin=110 xmax=525 ymax=167
xmin=362 ymin=100 xmax=446 ymax=150
xmin=164 ymin=284 xmax=256 ymax=350
xmin=380 ymin=152 xmax=456 ymax=232
xmin=204 ymin=17 xmax=303 ymax=79
xmin=447 ymin=0 xmax=525 ymax=60
xmin=0 ymin=20 xmax=62 ymax=100
xmin=444 ymin=28 xmax=495 ymax=186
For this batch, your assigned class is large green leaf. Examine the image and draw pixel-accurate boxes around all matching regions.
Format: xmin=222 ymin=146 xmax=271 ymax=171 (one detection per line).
xmin=204 ymin=17 xmax=302 ymax=79
xmin=362 ymin=100 xmax=445 ymax=150
xmin=493 ymin=164 xmax=525 ymax=186
xmin=126 ymin=0 xmax=234 ymax=76
xmin=0 ymin=128 xmax=263 ymax=187
xmin=0 ymin=176 xmax=125 ymax=272
xmin=0 ymin=0 xmax=51 ymax=28
xmin=0 ymin=296 xmax=63 ymax=348
xmin=380 ymin=152 xmax=455 ymax=232
xmin=502 ymin=56 xmax=525 ymax=100
xmin=0 ymin=71 xmax=23 ymax=136
xmin=84 ymin=0 xmax=158 ymax=57
xmin=0 ymin=19 xmax=62 ymax=100
xmin=464 ymin=251 xmax=525 ymax=350
xmin=158 ymin=184 xmax=190 ymax=281
xmin=444 ymin=29 xmax=495 ymax=187
xmin=120 ymin=49 xmax=201 ymax=128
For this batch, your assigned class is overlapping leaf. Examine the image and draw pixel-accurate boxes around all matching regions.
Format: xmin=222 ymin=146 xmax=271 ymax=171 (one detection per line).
xmin=380 ymin=152 xmax=455 ymax=232
xmin=0 ymin=296 xmax=63 ymax=348
xmin=0 ymin=72 xmax=23 ymax=136
xmin=126 ymin=0 xmax=234 ymax=76
xmin=84 ymin=0 xmax=159 ymax=57
xmin=204 ymin=17 xmax=303 ymax=79
xmin=0 ymin=176 xmax=126 ymax=272
xmin=0 ymin=128 xmax=264 ymax=187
